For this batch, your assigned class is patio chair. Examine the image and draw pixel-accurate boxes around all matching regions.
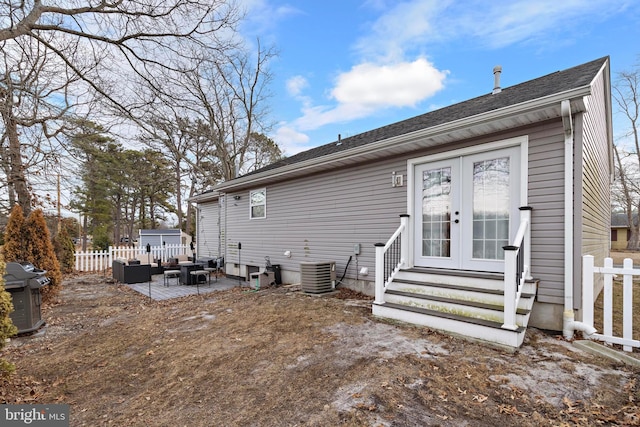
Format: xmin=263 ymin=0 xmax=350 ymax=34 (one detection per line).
xmin=163 ymin=269 xmax=180 ymax=287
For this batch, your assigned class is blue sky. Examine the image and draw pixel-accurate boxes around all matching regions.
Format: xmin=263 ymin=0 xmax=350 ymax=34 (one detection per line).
xmin=240 ymin=1 xmax=640 ymax=156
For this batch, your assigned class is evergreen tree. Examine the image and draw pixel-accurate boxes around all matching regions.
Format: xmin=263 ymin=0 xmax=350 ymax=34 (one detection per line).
xmin=0 ymin=255 xmax=18 ymax=376
xmin=2 ymin=204 xmax=27 ymax=262
xmin=24 ymin=209 xmax=62 ymax=303
xmin=91 ymin=225 xmax=111 ymax=252
xmin=53 ymin=227 xmax=75 ymax=274
xmin=69 ymin=122 xmax=118 ymax=248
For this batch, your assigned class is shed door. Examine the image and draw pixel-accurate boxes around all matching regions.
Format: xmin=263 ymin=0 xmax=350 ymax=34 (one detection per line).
xmin=414 ymin=147 xmax=520 ymax=272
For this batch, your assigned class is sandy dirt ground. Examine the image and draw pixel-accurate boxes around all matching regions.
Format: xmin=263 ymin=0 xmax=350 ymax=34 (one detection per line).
xmin=1 ymin=272 xmax=639 ymax=426
xmin=610 ymin=250 xmax=640 ymax=265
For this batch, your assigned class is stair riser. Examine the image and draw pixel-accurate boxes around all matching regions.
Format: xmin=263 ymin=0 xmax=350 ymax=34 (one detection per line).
xmin=388 ymin=283 xmax=536 ymax=310
xmin=395 ymin=271 xmax=503 ymax=290
xmin=384 ymin=293 xmax=529 ymax=326
xmin=372 ymin=304 xmax=526 ymax=348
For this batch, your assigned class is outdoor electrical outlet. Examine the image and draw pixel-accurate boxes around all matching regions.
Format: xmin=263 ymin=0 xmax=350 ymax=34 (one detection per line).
xmin=354 ymin=243 xmax=361 ymax=255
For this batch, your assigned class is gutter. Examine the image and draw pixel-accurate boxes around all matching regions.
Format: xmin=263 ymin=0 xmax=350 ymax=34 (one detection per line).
xmin=561 ymin=99 xmax=597 ymax=340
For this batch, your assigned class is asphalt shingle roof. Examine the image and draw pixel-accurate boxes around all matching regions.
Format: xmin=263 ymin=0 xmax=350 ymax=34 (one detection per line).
xmin=612 ymin=212 xmax=638 ymax=227
xmin=244 ymin=56 xmax=608 ymax=179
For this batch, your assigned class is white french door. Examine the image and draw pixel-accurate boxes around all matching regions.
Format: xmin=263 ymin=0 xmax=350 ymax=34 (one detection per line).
xmin=413 ymin=147 xmax=521 ymax=272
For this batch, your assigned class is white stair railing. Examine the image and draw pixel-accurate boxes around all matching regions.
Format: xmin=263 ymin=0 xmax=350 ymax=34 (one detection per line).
xmin=374 ymin=214 xmax=410 ymax=305
xmin=502 ymin=207 xmax=532 ymax=330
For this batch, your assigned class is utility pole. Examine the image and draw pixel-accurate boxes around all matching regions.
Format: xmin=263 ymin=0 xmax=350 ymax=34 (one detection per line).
xmin=57 ymin=173 xmax=61 ymax=233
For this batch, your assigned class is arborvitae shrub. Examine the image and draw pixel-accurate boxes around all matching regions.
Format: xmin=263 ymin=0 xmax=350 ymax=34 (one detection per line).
xmin=53 ymin=226 xmax=75 ymax=274
xmin=24 ymin=209 xmax=62 ymax=303
xmin=2 ymin=204 xmax=27 ymax=262
xmin=0 ymin=255 xmax=18 ymax=376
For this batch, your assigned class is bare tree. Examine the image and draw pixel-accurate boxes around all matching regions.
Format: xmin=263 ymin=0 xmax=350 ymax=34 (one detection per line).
xmin=136 ymin=38 xmax=282 ymax=235
xmin=0 ymin=1 xmax=240 ymax=111
xmin=613 ymin=66 xmax=640 ymax=249
xmin=0 ymin=32 xmax=87 ymax=214
xmin=172 ymin=39 xmax=279 ymax=182
xmin=0 ymin=0 xmax=240 ymax=213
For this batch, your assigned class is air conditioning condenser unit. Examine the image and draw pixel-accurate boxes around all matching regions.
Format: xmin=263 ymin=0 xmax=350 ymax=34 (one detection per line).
xmin=300 ymin=261 xmax=336 ymax=294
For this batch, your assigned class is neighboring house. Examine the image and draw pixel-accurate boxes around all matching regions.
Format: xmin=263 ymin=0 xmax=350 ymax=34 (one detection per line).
xmin=191 ymin=57 xmax=613 ymax=348
xmin=138 ymin=229 xmax=191 ymax=248
xmin=611 ymin=212 xmax=637 ymax=250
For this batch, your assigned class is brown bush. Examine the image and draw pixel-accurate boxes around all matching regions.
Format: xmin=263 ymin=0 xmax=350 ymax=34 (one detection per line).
xmin=2 ymin=204 xmax=27 ymax=262
xmin=24 ymin=209 xmax=62 ymax=303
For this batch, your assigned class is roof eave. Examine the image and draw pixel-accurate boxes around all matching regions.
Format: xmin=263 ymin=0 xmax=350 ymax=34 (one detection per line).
xmin=214 ymin=85 xmax=592 ymax=192
xmin=188 ymin=191 xmax=220 ymax=204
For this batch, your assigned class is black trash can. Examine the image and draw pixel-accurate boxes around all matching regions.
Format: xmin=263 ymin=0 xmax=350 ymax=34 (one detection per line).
xmin=267 ymin=264 xmax=282 ymax=285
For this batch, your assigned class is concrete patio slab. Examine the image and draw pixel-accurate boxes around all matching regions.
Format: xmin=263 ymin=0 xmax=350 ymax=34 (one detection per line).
xmin=127 ymin=274 xmax=246 ymax=300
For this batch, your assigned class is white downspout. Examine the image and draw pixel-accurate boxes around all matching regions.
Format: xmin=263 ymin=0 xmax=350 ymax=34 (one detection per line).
xmin=561 ymin=99 xmax=597 ymax=339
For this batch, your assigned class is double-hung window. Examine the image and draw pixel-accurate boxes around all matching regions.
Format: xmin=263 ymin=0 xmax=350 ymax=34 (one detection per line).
xmin=250 ymin=189 xmax=266 ymax=219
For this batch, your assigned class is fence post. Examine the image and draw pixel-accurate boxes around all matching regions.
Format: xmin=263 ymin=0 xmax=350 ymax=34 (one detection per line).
xmin=623 ymin=258 xmax=633 ymax=352
xmin=502 ymin=246 xmax=518 ymax=330
xmin=581 ymin=255 xmax=594 ymax=328
xmin=603 ymin=257 xmax=614 ymax=337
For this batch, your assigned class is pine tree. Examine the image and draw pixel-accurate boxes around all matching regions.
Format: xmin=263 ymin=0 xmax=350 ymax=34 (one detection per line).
xmin=0 ymin=255 xmax=18 ymax=376
xmin=24 ymin=209 xmax=62 ymax=303
xmin=2 ymin=204 xmax=27 ymax=262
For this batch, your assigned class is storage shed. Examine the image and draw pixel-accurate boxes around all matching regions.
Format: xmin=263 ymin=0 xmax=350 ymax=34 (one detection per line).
xmin=138 ymin=229 xmax=192 ymax=248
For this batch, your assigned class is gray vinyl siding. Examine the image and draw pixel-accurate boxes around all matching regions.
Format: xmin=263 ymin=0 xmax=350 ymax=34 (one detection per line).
xmin=217 ymin=121 xmax=572 ymax=301
xmin=223 ymin=158 xmax=407 ymax=280
xmin=200 ymin=113 xmax=607 ymax=309
xmin=526 ymin=121 xmax=567 ymax=304
xmin=197 ymin=199 xmax=221 ymax=259
xmin=575 ymin=69 xmax=611 ymax=306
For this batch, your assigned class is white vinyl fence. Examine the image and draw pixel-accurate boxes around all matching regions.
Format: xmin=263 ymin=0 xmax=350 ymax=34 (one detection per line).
xmin=75 ymin=244 xmax=190 ymax=272
xmin=582 ymin=255 xmax=639 ymax=352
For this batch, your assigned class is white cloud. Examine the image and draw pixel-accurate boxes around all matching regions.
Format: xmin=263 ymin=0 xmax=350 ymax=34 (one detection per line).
xmin=286 ymin=75 xmax=308 ymax=97
xmin=273 ymin=124 xmax=310 ymax=155
xmin=278 ymin=0 xmax=631 ymax=143
xmin=332 ymin=59 xmax=447 ymax=109
xmin=353 ymin=0 xmax=630 ymax=54
xmin=292 ymin=58 xmax=447 ymax=131
xmin=239 ymin=0 xmax=302 ymax=34
xmin=447 ymin=0 xmax=616 ymax=48
xmin=354 ymin=0 xmax=447 ymax=62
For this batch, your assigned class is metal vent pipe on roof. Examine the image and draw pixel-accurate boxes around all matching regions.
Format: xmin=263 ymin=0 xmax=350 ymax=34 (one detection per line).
xmin=492 ymin=65 xmax=502 ymax=94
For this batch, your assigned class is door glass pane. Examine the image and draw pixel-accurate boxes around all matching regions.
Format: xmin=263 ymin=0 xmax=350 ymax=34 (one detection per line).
xmin=472 ymin=157 xmax=509 ymax=260
xmin=422 ymin=167 xmax=451 ymax=257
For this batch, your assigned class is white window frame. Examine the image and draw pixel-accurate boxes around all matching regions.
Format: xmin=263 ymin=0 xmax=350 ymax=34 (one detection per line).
xmin=249 ymin=188 xmax=267 ymax=219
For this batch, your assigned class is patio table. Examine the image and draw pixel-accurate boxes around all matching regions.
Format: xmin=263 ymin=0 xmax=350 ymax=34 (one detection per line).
xmin=179 ymin=263 xmax=207 ymax=285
